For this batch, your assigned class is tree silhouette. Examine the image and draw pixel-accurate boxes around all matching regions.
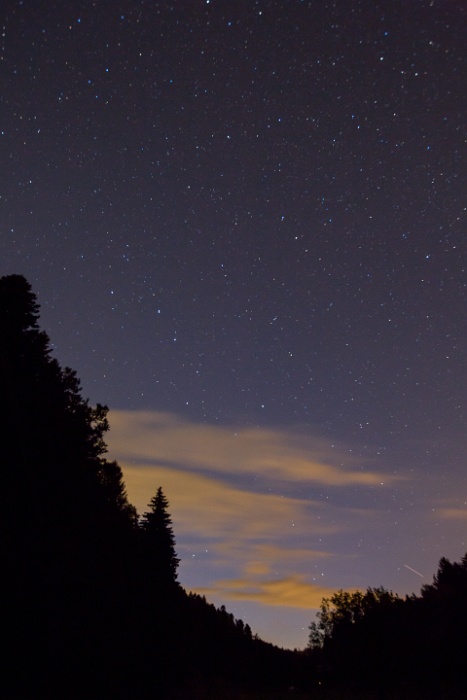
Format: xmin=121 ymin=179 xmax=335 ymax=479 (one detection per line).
xmin=1 ymin=274 xmax=137 ymax=697
xmin=307 ymin=557 xmax=467 ymax=696
xmin=422 ymin=554 xmax=467 ymax=599
xmin=2 ymin=275 xmax=304 ymax=698
xmin=0 ymin=274 xmax=135 ymax=537
xmin=308 ymin=586 xmax=404 ymax=651
xmin=140 ymin=486 xmax=180 ymax=587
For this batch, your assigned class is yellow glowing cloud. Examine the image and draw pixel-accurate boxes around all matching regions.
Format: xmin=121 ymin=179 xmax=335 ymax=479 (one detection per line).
xmin=106 ymin=409 xmax=395 ymax=618
xmin=438 ymin=508 xmax=467 ymax=520
xmin=119 ymin=463 xmax=339 ymax=541
xmin=195 ymin=575 xmax=341 ymax=609
xmin=214 ymin=541 xmax=331 ymax=572
xmin=108 ymin=409 xmax=392 ymax=487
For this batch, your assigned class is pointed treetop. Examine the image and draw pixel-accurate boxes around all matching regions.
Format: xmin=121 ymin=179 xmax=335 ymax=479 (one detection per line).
xmin=141 ymin=487 xmax=180 ymax=584
xmin=0 ymin=274 xmax=40 ymax=333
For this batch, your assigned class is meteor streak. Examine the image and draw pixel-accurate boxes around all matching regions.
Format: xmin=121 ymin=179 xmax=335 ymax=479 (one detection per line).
xmin=403 ymin=564 xmax=423 ymax=578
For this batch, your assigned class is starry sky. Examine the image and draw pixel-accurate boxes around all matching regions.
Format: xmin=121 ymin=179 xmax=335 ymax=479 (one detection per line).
xmin=2 ymin=0 xmax=466 ymax=649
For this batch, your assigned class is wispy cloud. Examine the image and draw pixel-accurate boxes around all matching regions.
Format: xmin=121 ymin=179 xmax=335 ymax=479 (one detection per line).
xmin=438 ymin=507 xmax=467 ymax=520
xmin=212 ymin=542 xmax=331 ymax=576
xmin=196 ymin=575 xmax=340 ymax=609
xmin=106 ymin=409 xmax=401 ymax=644
xmin=108 ymin=410 xmax=394 ymax=488
xmin=117 ymin=463 xmax=327 ymax=538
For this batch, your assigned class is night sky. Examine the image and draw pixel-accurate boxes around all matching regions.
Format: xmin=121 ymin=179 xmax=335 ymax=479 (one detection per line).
xmin=2 ymin=0 xmax=466 ymax=649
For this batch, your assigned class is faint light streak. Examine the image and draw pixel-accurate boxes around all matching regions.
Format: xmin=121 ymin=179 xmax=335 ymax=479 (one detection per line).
xmin=403 ymin=564 xmax=423 ymax=578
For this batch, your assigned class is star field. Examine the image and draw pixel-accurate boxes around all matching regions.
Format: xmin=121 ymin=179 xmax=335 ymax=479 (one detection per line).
xmin=1 ymin=0 xmax=466 ymax=648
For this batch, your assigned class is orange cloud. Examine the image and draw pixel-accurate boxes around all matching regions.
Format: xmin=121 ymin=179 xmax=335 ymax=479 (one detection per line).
xmin=108 ymin=409 xmax=394 ymax=487
xmin=438 ymin=508 xmax=467 ymax=520
xmin=118 ymin=463 xmax=339 ymax=541
xmin=213 ymin=541 xmax=331 ymax=577
xmin=194 ymin=575 xmax=341 ymax=609
xmin=105 ymin=409 xmax=400 ymax=622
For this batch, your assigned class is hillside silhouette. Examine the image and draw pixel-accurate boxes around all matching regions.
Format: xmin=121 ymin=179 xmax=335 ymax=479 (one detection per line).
xmin=2 ymin=274 xmax=305 ymax=698
xmin=2 ymin=274 xmax=466 ymax=699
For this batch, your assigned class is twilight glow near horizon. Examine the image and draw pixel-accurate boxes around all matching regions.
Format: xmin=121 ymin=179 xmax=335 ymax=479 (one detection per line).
xmin=1 ymin=0 xmax=466 ymax=649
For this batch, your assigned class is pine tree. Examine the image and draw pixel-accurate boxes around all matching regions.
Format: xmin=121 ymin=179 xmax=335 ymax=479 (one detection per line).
xmin=140 ymin=487 xmax=180 ymax=587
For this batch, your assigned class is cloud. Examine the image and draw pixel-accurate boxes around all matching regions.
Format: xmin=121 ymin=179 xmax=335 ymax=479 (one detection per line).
xmin=438 ymin=508 xmax=467 ymax=521
xmin=195 ymin=575 xmax=341 ymax=609
xmin=212 ymin=541 xmax=331 ymax=577
xmin=108 ymin=409 xmax=394 ymax=488
xmin=105 ymin=409 xmax=399 ymax=629
xmin=116 ymin=463 xmax=339 ymax=542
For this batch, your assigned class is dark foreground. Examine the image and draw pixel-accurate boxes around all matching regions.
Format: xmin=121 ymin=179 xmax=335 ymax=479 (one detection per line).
xmin=167 ymin=678 xmax=466 ymax=700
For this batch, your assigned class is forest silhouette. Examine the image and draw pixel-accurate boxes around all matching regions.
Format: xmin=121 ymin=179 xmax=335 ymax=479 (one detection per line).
xmin=3 ymin=274 xmax=466 ymax=699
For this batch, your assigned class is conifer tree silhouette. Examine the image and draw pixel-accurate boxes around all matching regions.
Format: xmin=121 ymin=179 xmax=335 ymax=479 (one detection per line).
xmin=1 ymin=274 xmax=136 ymax=697
xmin=140 ymin=487 xmax=180 ymax=587
xmin=0 ymin=274 xmax=134 ymax=535
xmin=1 ymin=275 xmax=311 ymax=698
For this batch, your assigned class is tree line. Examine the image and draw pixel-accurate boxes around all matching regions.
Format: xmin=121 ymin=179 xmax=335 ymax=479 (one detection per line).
xmin=307 ymin=555 xmax=467 ymax=697
xmin=2 ymin=275 xmax=304 ymax=698
xmin=2 ymin=274 xmax=466 ymax=698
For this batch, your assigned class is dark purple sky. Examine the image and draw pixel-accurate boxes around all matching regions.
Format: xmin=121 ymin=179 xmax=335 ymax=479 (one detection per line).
xmin=2 ymin=0 xmax=466 ymax=648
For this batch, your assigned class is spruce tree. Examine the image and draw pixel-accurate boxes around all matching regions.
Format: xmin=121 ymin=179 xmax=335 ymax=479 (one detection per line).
xmin=140 ymin=487 xmax=180 ymax=587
